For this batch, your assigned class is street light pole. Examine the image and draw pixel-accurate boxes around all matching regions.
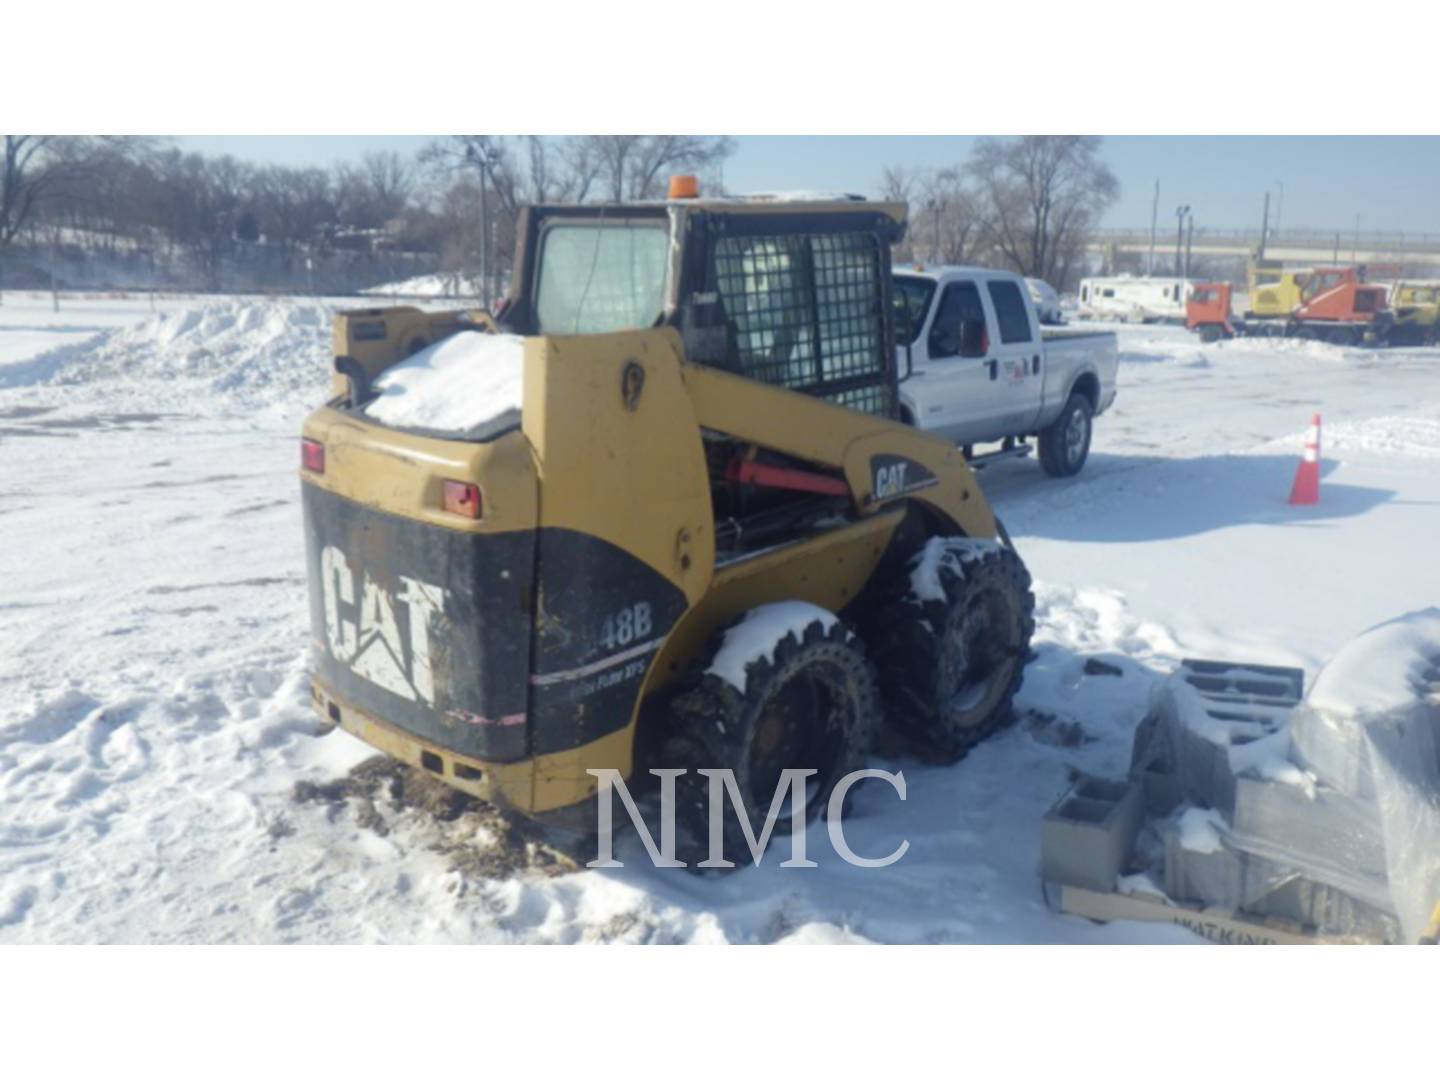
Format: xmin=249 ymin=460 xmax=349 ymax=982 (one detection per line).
xmin=1185 ymin=215 xmax=1194 ymax=281
xmin=1147 ymin=178 xmax=1159 ymax=276
xmin=1175 ymin=205 xmax=1190 ymax=277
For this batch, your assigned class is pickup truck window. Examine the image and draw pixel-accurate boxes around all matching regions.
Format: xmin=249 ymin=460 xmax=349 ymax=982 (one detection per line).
xmin=987 ymin=280 xmax=1034 ymax=344
xmin=930 ymin=281 xmax=988 ymax=360
xmin=892 ymin=276 xmax=936 ymax=346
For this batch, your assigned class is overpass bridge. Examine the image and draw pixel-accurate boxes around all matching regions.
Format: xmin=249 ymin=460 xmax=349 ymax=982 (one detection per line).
xmin=1088 ymin=227 xmax=1440 ymax=270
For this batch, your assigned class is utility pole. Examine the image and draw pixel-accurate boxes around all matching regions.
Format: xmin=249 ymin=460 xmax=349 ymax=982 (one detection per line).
xmin=1184 ymin=215 xmax=1194 ymax=281
xmin=1147 ymin=179 xmax=1160 ymax=276
xmin=1275 ymin=181 xmax=1284 ymax=240
xmin=1259 ymin=191 xmax=1270 ymax=261
xmin=1175 ymin=205 xmax=1190 ymax=277
xmin=49 ymin=226 xmax=59 ymax=312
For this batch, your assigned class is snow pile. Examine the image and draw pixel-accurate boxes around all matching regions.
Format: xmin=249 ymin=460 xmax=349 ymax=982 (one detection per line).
xmin=1322 ymin=415 xmax=1440 ymax=460
xmin=363 ymin=273 xmax=478 ymax=299
xmin=363 ymin=332 xmax=525 ymax=433
xmin=706 ymin=602 xmax=840 ymax=693
xmin=21 ymin=300 xmax=333 ymax=409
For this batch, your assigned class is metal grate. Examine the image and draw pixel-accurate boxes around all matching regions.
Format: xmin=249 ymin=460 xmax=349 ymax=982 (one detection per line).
xmin=711 ymin=231 xmax=893 ymax=416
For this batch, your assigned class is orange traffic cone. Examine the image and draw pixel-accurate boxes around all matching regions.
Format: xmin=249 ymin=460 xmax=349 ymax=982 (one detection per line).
xmin=1288 ymin=413 xmax=1322 ymax=505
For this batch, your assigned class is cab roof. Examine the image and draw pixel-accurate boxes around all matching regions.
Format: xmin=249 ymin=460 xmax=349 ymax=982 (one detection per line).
xmin=894 ymin=264 xmax=1018 ymax=281
xmin=531 ymin=196 xmax=908 ymax=226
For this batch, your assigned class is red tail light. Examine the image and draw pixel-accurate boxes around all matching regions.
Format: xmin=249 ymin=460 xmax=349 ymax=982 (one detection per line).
xmin=443 ymin=480 xmax=482 ymax=519
xmin=301 ymin=438 xmax=325 ymax=474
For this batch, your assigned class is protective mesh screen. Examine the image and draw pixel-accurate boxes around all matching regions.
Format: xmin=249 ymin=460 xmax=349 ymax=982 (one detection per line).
xmin=712 ymin=231 xmax=893 ymax=415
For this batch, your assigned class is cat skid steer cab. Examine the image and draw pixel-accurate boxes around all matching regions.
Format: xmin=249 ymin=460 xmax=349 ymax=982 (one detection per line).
xmin=300 ymin=178 xmax=1036 ymax=868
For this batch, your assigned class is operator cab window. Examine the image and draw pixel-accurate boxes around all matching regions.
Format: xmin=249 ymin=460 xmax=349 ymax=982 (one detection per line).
xmin=986 ymin=279 xmax=1033 ymax=344
xmin=929 ymin=281 xmax=988 ymax=359
xmin=710 ymin=230 xmax=894 ymax=416
xmin=534 ymin=222 xmax=669 ymax=335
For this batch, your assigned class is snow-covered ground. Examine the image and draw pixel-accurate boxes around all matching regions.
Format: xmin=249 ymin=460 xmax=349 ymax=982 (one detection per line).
xmin=2 ymin=296 xmax=1438 ymax=943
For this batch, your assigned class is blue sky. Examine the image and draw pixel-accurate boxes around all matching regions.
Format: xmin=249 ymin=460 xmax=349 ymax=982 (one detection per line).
xmin=177 ymin=136 xmax=1440 ymax=232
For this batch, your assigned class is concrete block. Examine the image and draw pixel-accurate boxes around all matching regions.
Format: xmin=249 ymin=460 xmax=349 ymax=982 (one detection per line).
xmin=1163 ymin=826 xmax=1244 ymax=908
xmin=1179 ymin=659 xmax=1304 ymax=704
xmin=1290 ymin=698 xmax=1440 ymax=802
xmin=1139 ymin=659 xmax=1301 ymax=815
xmin=1159 ymin=826 xmax=1399 ymax=942
xmin=1240 ymin=865 xmax=1401 ymax=943
xmin=1289 ymin=705 xmax=1375 ymax=800
xmin=1137 ymin=758 xmax=1185 ymax=817
xmin=1231 ymin=774 xmax=1388 ymax=884
xmin=1041 ymin=776 xmax=1143 ymax=892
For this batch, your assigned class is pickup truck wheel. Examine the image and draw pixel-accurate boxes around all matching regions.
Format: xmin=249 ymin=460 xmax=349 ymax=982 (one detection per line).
xmin=1038 ymin=394 xmax=1093 ymax=477
xmin=661 ymin=609 xmax=878 ymax=871
xmin=863 ymin=538 xmax=1034 ymax=763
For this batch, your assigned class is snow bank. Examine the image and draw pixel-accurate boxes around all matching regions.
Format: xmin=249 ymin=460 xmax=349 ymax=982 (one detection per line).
xmin=10 ymin=300 xmax=332 ymax=409
xmin=1322 ymin=416 xmax=1440 ymax=460
xmin=706 ymin=602 xmax=840 ymax=693
xmin=363 ymin=332 xmax=525 ymax=434
xmin=363 ymin=273 xmax=477 ymax=298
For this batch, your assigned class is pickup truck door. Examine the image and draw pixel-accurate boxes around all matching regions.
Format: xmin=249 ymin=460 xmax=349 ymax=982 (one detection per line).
xmin=982 ymin=277 xmax=1046 ymax=435
xmin=917 ymin=278 xmax=1003 ymax=443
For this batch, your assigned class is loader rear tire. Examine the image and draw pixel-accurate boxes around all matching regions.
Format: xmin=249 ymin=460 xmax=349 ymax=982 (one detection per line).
xmin=660 ymin=609 xmax=879 ymax=871
xmin=865 ymin=539 xmax=1034 ymax=763
xmin=1038 ymin=393 xmax=1093 ymax=477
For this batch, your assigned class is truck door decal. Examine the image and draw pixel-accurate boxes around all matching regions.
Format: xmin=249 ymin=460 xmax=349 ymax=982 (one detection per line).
xmin=321 ymin=544 xmax=448 ymax=706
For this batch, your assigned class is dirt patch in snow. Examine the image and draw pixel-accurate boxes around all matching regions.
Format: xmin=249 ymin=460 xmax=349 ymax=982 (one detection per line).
xmin=292 ymin=757 xmax=586 ymax=880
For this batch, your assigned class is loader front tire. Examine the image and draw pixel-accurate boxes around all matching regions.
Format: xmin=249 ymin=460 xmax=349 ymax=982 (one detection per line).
xmin=866 ymin=539 xmax=1034 ymax=763
xmin=660 ymin=609 xmax=879 ymax=871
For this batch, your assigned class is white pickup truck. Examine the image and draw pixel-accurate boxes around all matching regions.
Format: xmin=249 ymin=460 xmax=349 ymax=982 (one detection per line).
xmin=893 ymin=266 xmax=1119 ymax=477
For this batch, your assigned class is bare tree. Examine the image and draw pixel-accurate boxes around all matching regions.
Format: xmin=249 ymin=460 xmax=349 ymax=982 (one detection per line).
xmin=879 ymin=164 xmax=981 ymax=266
xmin=335 ymin=151 xmax=415 ymax=230
xmin=2 ymin=136 xmax=154 ymax=298
xmin=2 ymin=136 xmax=149 ymax=249
xmin=966 ymin=135 xmax=1118 ymax=290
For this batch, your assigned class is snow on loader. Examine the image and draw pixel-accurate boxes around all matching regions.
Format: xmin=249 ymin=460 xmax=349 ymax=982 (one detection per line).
xmin=299 ymin=180 xmax=1035 ymax=866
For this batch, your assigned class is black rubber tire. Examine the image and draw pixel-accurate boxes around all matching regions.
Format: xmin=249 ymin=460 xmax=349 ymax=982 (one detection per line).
xmin=865 ymin=539 xmax=1035 ymax=763
xmin=1198 ymin=324 xmax=1223 ymax=344
xmin=659 ymin=612 xmax=879 ymax=871
xmin=1038 ymin=393 xmax=1093 ymax=477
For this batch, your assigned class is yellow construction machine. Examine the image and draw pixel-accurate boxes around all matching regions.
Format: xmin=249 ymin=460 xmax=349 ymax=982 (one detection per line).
xmin=299 ymin=180 xmax=1035 ymax=865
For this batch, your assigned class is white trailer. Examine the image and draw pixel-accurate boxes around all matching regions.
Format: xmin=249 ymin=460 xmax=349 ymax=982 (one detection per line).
xmin=1078 ymin=276 xmax=1195 ymax=323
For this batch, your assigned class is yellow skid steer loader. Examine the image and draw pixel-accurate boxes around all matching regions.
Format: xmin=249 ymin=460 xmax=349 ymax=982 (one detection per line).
xmin=300 ymin=181 xmax=1034 ymax=865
